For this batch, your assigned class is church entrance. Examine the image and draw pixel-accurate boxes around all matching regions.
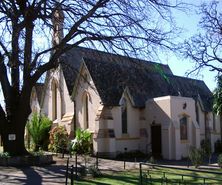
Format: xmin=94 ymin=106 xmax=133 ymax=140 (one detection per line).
xmin=151 ymin=125 xmax=161 ymax=157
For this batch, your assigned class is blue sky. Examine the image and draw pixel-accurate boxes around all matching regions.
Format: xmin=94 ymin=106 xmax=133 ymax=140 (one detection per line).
xmin=161 ymin=0 xmax=219 ymax=91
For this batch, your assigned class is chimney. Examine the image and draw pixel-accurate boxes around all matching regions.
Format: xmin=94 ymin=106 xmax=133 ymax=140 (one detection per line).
xmin=52 ymin=2 xmax=64 ymax=46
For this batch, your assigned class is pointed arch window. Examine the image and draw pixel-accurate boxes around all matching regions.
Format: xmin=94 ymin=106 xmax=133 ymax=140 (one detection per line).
xmin=180 ymin=116 xmax=188 ymax=140
xmin=83 ymin=93 xmax=89 ymax=129
xmin=52 ymin=81 xmax=57 ymax=120
xmin=121 ymin=98 xmax=127 ymax=134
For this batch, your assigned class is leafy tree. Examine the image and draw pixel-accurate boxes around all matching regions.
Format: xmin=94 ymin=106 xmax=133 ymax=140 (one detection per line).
xmin=213 ymin=75 xmax=222 ymax=141
xmin=182 ymin=1 xmax=222 ymax=75
xmin=0 ymin=0 xmax=181 ymax=156
xmin=27 ymin=112 xmax=52 ymax=151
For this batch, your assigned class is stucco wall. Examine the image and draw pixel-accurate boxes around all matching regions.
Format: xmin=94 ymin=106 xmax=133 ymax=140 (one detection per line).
xmin=114 ymin=94 xmax=142 ymax=153
xmin=146 ymin=97 xmax=171 ymax=159
xmin=74 ymin=64 xmax=102 ymax=132
xmin=40 ymin=66 xmax=74 ymax=134
xmin=146 ymin=96 xmax=201 ymax=160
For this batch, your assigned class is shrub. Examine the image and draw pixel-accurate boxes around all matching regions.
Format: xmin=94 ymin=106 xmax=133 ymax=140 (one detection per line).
xmin=48 ymin=126 xmax=69 ymax=153
xmin=0 ymin=152 xmax=10 ymax=159
xmin=30 ymin=150 xmax=44 ymax=157
xmin=116 ymin=150 xmax=147 ymax=160
xmin=215 ymin=140 xmax=222 ymax=153
xmin=218 ymin=154 xmax=222 ymax=168
xmin=27 ymin=112 xmax=52 ymax=151
xmin=70 ymin=128 xmax=92 ymax=155
xmin=188 ymin=147 xmax=204 ymax=168
xmin=149 ymin=156 xmax=155 ymax=164
xmin=88 ymin=165 xmax=102 ymax=178
xmin=201 ymin=139 xmax=212 ymax=160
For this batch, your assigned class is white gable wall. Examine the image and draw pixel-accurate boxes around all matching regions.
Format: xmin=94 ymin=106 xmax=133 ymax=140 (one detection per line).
xmin=114 ymin=94 xmax=141 ymax=153
xmin=74 ymin=65 xmax=102 ymax=132
xmin=40 ymin=66 xmax=74 ymax=134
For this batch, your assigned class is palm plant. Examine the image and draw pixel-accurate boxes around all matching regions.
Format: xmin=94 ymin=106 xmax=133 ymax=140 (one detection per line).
xmin=71 ymin=128 xmax=92 ymax=155
xmin=27 ymin=112 xmax=52 ymax=151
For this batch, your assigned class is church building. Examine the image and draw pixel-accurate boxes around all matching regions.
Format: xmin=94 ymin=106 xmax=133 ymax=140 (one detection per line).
xmin=30 ymin=5 xmax=222 ymax=160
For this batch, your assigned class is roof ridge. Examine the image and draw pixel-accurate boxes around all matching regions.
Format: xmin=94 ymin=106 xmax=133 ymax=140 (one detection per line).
xmin=69 ymin=45 xmax=170 ymax=68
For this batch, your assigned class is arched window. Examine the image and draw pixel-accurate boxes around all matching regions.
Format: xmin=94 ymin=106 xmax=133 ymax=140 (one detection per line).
xmin=83 ymin=93 xmax=89 ymax=129
xmin=121 ymin=98 xmax=127 ymax=134
xmin=180 ymin=116 xmax=188 ymax=140
xmin=195 ymin=103 xmax=199 ymax=124
xmin=52 ymin=81 xmax=57 ymax=120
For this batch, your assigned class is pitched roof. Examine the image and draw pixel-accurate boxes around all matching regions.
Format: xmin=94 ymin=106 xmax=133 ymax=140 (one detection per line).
xmin=83 ymin=57 xmax=212 ymax=111
xmin=60 ymin=46 xmax=212 ymax=111
xmin=60 ymin=46 xmax=172 ymax=95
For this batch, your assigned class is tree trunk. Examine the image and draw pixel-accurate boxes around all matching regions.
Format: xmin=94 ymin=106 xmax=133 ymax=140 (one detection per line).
xmin=1 ymin=114 xmax=29 ymax=156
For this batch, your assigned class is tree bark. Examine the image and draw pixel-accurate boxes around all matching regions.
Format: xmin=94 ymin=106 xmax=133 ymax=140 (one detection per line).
xmin=1 ymin=121 xmax=29 ymax=156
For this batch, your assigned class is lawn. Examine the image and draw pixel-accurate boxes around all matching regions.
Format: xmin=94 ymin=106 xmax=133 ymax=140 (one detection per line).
xmin=71 ymin=166 xmax=222 ymax=185
xmin=73 ymin=171 xmax=139 ymax=185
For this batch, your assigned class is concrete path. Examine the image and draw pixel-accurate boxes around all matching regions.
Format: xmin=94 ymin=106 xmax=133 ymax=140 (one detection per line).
xmin=0 ymin=164 xmax=66 ymax=185
xmin=0 ymin=155 xmax=141 ymax=185
xmin=0 ymin=155 xmax=220 ymax=185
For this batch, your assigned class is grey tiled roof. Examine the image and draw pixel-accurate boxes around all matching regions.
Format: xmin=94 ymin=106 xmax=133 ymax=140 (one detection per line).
xmin=60 ymin=46 xmax=172 ymax=95
xmin=60 ymin=46 xmax=212 ymax=111
xmin=84 ymin=58 xmax=212 ymax=111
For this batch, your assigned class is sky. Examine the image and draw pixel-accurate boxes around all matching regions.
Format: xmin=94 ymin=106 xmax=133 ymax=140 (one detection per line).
xmin=160 ymin=0 xmax=219 ymax=91
xmin=0 ymin=0 xmax=219 ymax=106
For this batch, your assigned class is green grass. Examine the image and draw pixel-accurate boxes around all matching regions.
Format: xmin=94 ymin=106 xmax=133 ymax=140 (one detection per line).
xmin=71 ymin=167 xmax=222 ymax=185
xmin=73 ymin=171 xmax=139 ymax=185
xmin=144 ymin=167 xmax=222 ymax=184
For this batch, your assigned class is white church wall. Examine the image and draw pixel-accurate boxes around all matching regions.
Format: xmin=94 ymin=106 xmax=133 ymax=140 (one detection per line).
xmin=74 ymin=65 xmax=102 ymax=132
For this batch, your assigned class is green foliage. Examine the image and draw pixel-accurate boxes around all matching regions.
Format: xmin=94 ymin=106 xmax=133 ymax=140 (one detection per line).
xmin=148 ymin=156 xmax=155 ymax=164
xmin=71 ymin=128 xmax=92 ymax=155
xmin=27 ymin=112 xmax=52 ymax=151
xmin=88 ymin=165 xmax=102 ymax=178
xmin=201 ymin=139 xmax=212 ymax=159
xmin=217 ymin=154 xmax=222 ymax=168
xmin=215 ymin=140 xmax=222 ymax=153
xmin=0 ymin=152 xmax=10 ymax=159
xmin=188 ymin=147 xmax=204 ymax=168
xmin=30 ymin=150 xmax=44 ymax=157
xmin=48 ymin=126 xmax=69 ymax=153
xmin=213 ymin=76 xmax=222 ymax=115
xmin=116 ymin=150 xmax=147 ymax=160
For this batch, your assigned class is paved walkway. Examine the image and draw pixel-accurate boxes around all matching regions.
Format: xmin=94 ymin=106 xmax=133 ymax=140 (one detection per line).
xmin=0 ymin=155 xmax=138 ymax=185
xmin=0 ymin=155 xmax=220 ymax=185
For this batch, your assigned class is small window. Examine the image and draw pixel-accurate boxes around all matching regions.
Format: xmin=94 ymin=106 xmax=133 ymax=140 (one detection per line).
xmin=180 ymin=116 xmax=188 ymax=140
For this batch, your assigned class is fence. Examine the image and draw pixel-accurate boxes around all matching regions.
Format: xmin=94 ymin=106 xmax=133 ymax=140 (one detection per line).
xmin=139 ymin=162 xmax=222 ymax=185
xmin=65 ymin=153 xmax=99 ymax=185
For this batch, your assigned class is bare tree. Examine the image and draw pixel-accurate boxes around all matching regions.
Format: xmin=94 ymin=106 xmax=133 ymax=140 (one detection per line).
xmin=182 ymin=1 xmax=222 ymax=75
xmin=0 ymin=0 xmax=180 ymax=156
